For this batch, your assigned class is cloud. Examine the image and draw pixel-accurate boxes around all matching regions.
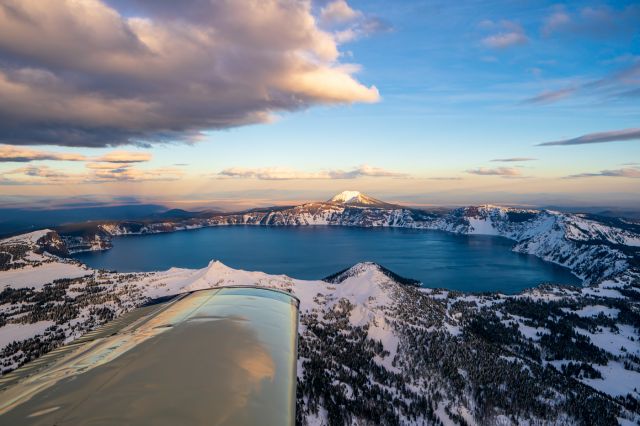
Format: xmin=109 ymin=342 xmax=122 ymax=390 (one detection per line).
xmin=522 ymin=88 xmax=576 ymax=104
xmin=526 ymin=7 xmax=640 ymax=106
xmin=542 ymin=9 xmax=571 ymax=36
xmin=83 ymin=160 xmax=181 ymax=182
xmin=13 ymin=165 xmax=70 ymax=179
xmin=481 ymin=21 xmax=528 ymax=49
xmin=0 ymin=145 xmax=86 ymax=162
xmin=319 ymin=1 xmax=391 ymax=43
xmin=538 ymin=128 xmax=640 ymax=146
xmin=218 ymin=164 xmax=407 ymax=180
xmin=490 ymin=157 xmax=537 ymax=162
xmin=2 ymin=161 xmax=180 ymax=185
xmin=88 ymin=166 xmax=184 ymax=182
xmin=85 ymin=162 xmax=130 ymax=170
xmin=0 ymin=176 xmax=26 ymax=186
xmin=334 ymin=17 xmax=392 ymax=43
xmin=0 ymin=0 xmax=380 ymax=147
xmin=523 ymin=61 xmax=640 ymax=104
xmin=565 ymin=168 xmax=640 ymax=179
xmin=320 ymin=0 xmax=361 ymax=25
xmin=541 ymin=5 xmax=640 ymax=39
xmin=0 ymin=145 xmax=152 ymax=165
xmin=466 ymin=167 xmax=522 ymax=177
xmin=93 ymin=151 xmax=152 ymax=163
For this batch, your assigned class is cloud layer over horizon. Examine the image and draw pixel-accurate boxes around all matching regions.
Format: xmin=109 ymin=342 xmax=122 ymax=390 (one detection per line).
xmin=218 ymin=164 xmax=407 ymax=180
xmin=0 ymin=0 xmax=380 ymax=148
xmin=565 ymin=167 xmax=640 ymax=179
xmin=466 ymin=167 xmax=522 ymax=177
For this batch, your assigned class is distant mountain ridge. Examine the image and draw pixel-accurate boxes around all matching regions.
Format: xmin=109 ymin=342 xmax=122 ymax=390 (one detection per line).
xmin=48 ymin=191 xmax=640 ymax=287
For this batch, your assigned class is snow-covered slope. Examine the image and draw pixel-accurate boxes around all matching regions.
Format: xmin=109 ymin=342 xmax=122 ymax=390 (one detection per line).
xmin=1 ymin=243 xmax=638 ymax=424
xmin=431 ymin=205 xmax=637 ymax=284
xmin=0 ymin=230 xmax=90 ymax=289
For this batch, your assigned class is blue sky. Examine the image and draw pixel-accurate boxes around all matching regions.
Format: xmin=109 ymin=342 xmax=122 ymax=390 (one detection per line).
xmin=192 ymin=0 xmax=638 ymax=167
xmin=0 ymin=0 xmax=638 ymax=209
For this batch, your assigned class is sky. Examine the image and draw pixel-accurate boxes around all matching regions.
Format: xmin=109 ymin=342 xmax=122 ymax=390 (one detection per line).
xmin=0 ymin=0 xmax=638 ymax=211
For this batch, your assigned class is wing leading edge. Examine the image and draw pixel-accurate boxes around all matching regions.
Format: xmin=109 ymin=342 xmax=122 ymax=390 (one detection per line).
xmin=0 ymin=286 xmax=299 ymax=425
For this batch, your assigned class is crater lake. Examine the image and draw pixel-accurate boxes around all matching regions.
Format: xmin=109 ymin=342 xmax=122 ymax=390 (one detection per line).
xmin=73 ymin=226 xmax=581 ymax=293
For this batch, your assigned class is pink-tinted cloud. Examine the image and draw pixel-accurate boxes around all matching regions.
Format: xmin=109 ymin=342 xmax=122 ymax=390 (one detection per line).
xmin=0 ymin=145 xmax=152 ymax=164
xmin=320 ymin=0 xmax=361 ymax=24
xmin=218 ymin=164 xmax=407 ymax=180
xmin=0 ymin=0 xmax=380 ymax=147
xmin=94 ymin=151 xmax=152 ymax=163
xmin=0 ymin=145 xmax=86 ymax=162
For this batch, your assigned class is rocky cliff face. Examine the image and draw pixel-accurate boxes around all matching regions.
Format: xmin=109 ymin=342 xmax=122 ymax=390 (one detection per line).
xmin=432 ymin=206 xmax=637 ymax=284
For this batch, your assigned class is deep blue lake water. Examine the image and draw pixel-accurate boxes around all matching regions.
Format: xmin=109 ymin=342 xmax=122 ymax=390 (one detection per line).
xmin=73 ymin=226 xmax=581 ymax=293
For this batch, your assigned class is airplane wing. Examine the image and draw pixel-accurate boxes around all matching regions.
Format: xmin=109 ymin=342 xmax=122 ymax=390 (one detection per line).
xmin=0 ymin=286 xmax=299 ymax=426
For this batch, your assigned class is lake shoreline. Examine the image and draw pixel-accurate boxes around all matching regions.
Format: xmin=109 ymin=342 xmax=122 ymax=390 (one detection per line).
xmin=72 ymin=225 xmax=581 ymax=294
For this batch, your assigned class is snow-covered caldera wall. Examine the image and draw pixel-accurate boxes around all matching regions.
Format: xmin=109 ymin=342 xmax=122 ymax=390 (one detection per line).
xmin=59 ymin=196 xmax=640 ymax=286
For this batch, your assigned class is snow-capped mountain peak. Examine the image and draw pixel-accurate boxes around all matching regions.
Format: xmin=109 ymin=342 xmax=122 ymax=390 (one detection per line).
xmin=328 ymin=191 xmax=391 ymax=207
xmin=330 ymin=190 xmax=363 ymax=203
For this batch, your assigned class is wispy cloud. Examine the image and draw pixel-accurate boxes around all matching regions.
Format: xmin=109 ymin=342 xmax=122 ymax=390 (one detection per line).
xmin=522 ymin=88 xmax=576 ymax=104
xmin=320 ymin=0 xmax=391 ymax=43
xmin=218 ymin=164 xmax=407 ymax=180
xmin=466 ymin=167 xmax=522 ymax=177
xmin=541 ymin=5 xmax=640 ymax=39
xmin=0 ymin=145 xmax=152 ymax=164
xmin=481 ymin=21 xmax=528 ymax=49
xmin=2 ymin=161 xmax=181 ymax=185
xmin=490 ymin=157 xmax=537 ymax=162
xmin=542 ymin=9 xmax=571 ymax=36
xmin=0 ymin=0 xmax=380 ymax=148
xmin=523 ymin=61 xmax=640 ymax=104
xmin=88 ymin=166 xmax=184 ymax=183
xmin=538 ymin=128 xmax=640 ymax=146
xmin=565 ymin=168 xmax=640 ymax=179
xmin=93 ymin=151 xmax=152 ymax=163
xmin=13 ymin=165 xmax=70 ymax=179
xmin=0 ymin=145 xmax=86 ymax=162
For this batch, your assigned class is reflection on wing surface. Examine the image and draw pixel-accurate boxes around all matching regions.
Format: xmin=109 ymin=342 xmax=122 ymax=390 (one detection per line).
xmin=0 ymin=286 xmax=299 ymax=426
